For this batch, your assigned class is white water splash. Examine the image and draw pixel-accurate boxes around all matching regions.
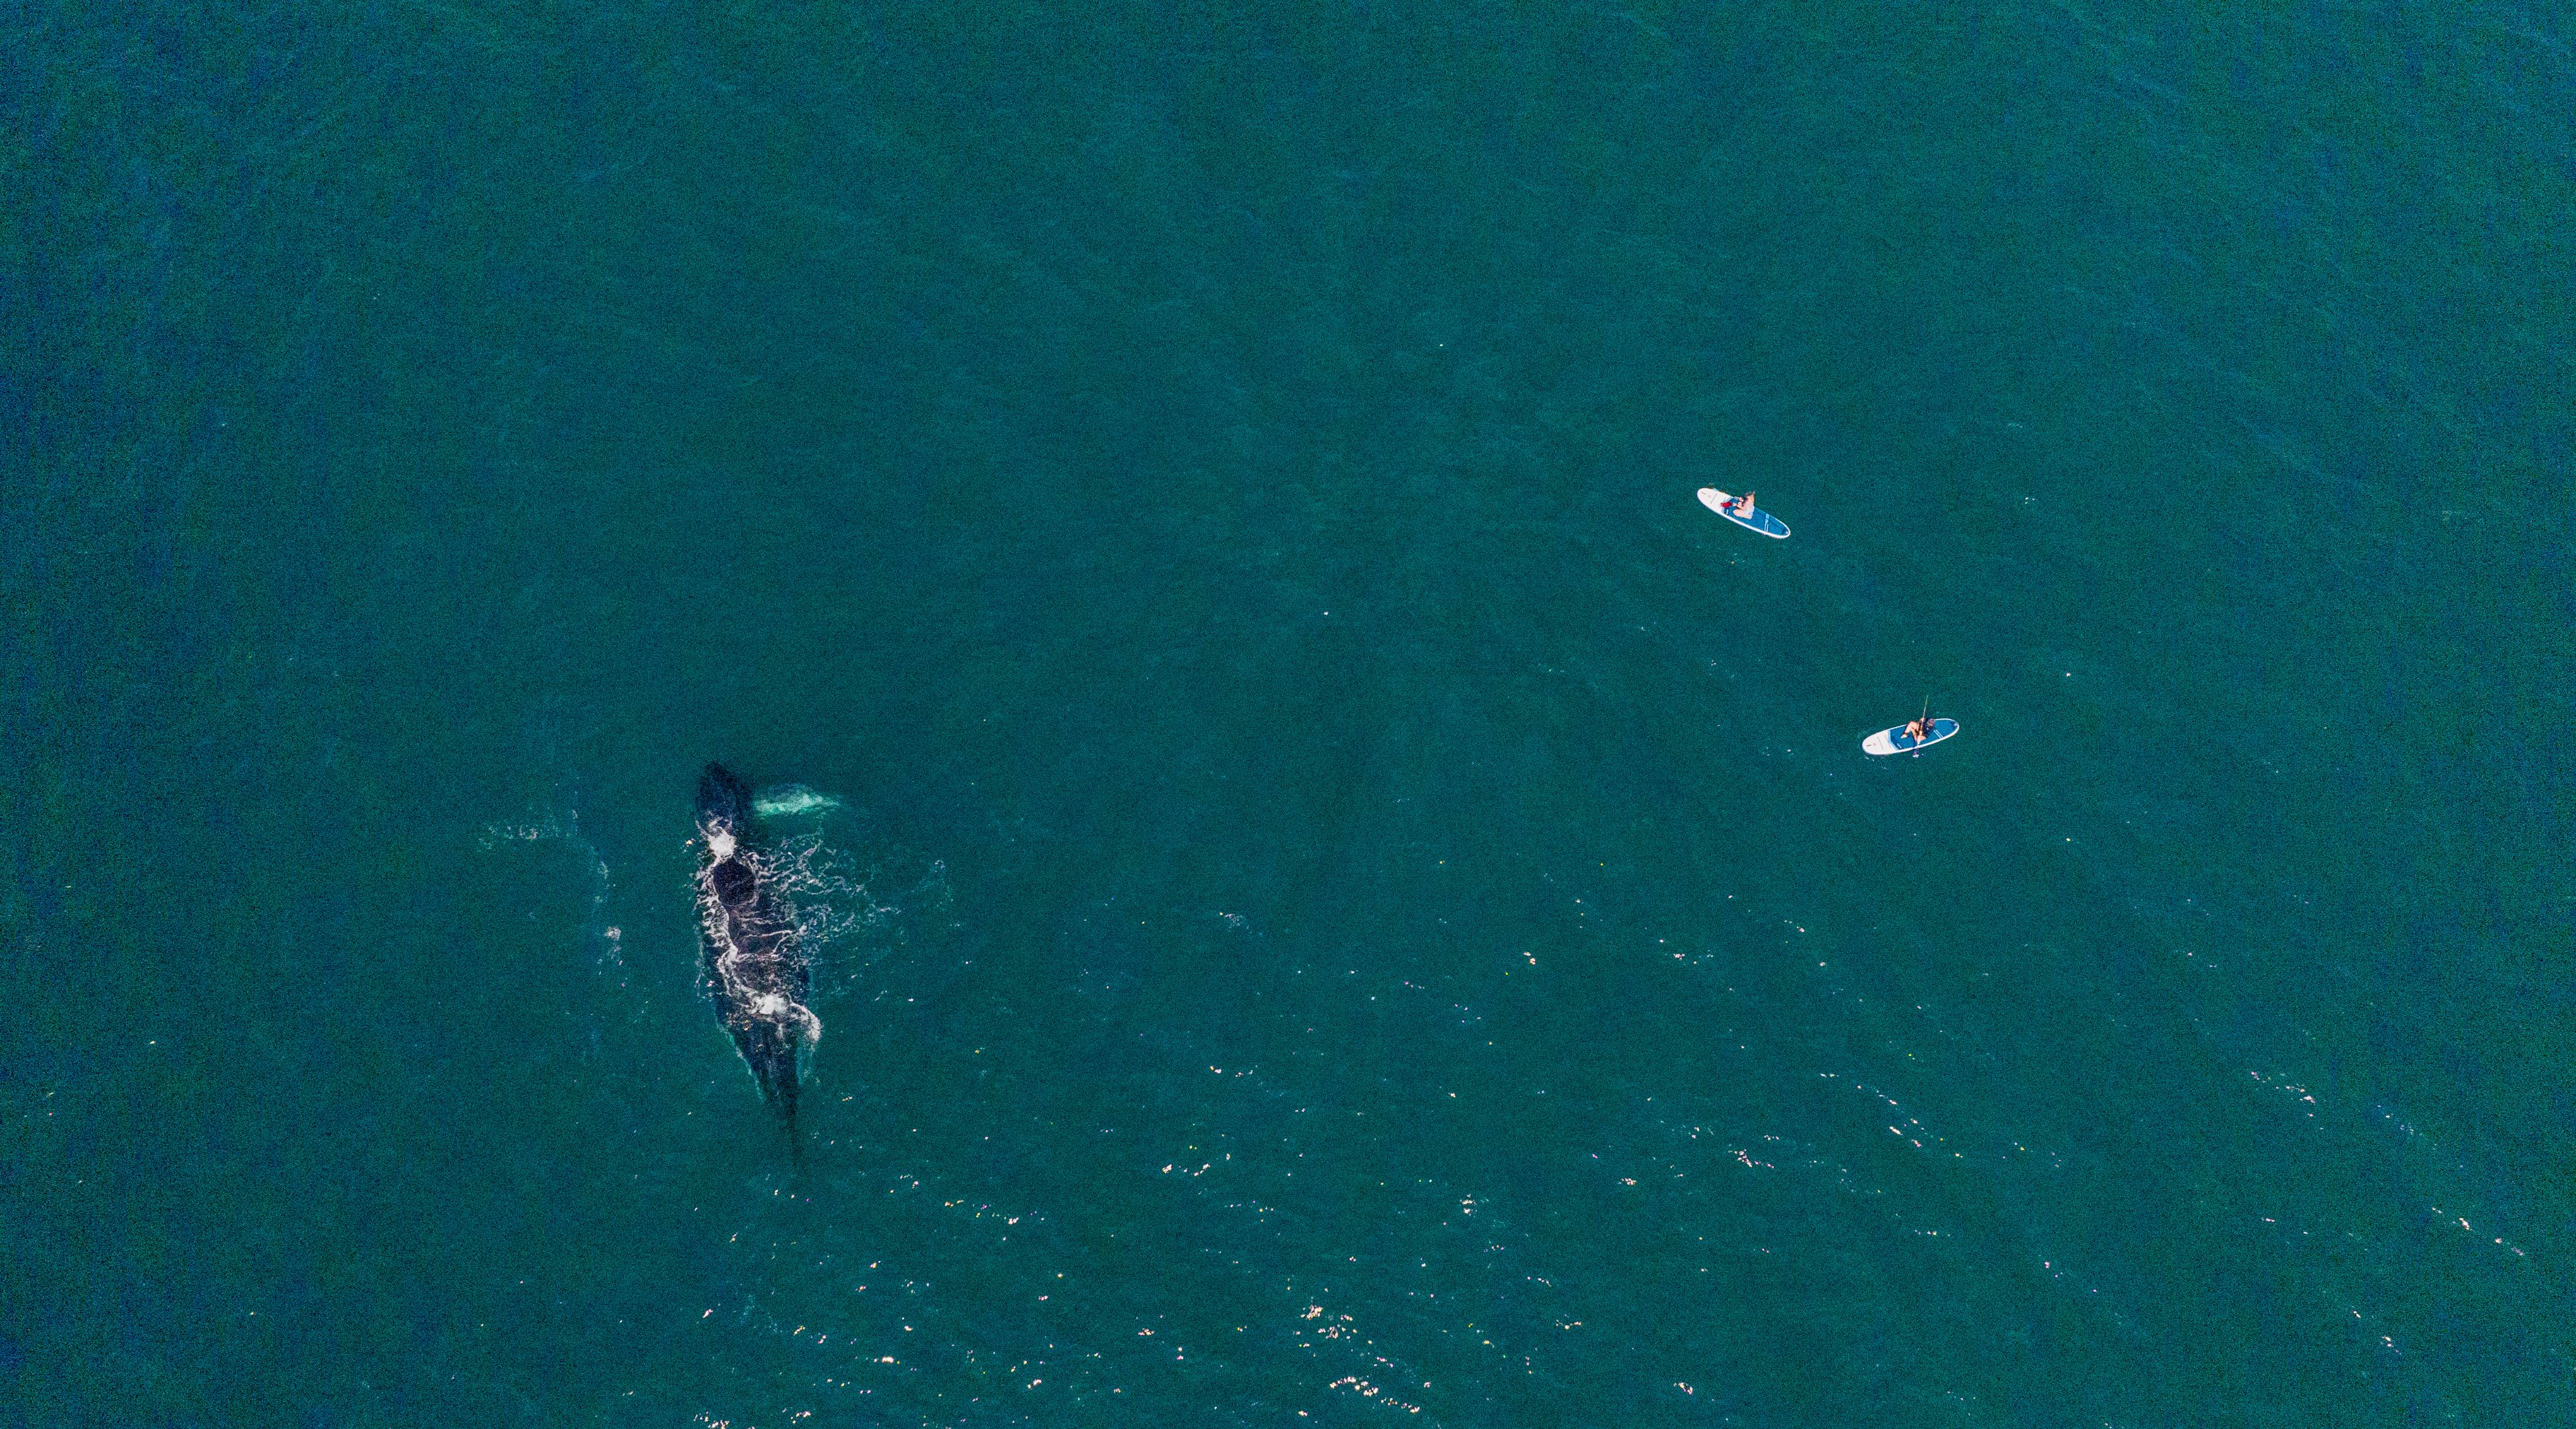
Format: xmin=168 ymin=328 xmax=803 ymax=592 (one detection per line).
xmin=694 ymin=819 xmax=954 ymax=1005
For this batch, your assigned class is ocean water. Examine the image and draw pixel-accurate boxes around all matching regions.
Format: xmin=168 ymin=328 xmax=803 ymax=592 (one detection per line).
xmin=8 ymin=2 xmax=2573 ymax=1424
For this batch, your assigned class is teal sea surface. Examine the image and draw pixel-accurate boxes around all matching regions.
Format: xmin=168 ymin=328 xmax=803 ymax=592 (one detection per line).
xmin=9 ymin=3 xmax=2573 ymax=1424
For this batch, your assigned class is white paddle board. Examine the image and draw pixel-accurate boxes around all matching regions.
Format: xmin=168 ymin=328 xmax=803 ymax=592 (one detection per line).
xmin=1863 ymin=718 xmax=1958 ymax=756
xmin=1697 ymin=488 xmax=1790 ymax=538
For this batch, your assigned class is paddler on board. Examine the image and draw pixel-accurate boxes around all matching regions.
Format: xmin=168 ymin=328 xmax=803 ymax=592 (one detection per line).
xmin=1902 ymin=697 xmax=1936 ymax=745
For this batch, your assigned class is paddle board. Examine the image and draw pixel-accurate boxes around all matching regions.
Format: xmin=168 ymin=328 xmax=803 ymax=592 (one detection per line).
xmin=1863 ymin=718 xmax=1958 ymax=756
xmin=1696 ymin=488 xmax=1790 ymax=538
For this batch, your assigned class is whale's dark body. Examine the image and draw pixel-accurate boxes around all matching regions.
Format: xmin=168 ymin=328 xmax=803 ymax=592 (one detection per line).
xmin=694 ymin=762 xmax=814 ymax=1120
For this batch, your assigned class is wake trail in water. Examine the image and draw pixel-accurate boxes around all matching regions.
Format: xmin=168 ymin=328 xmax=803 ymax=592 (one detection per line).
xmin=479 ymin=804 xmax=625 ymax=981
xmin=738 ymin=785 xmax=954 ymax=1004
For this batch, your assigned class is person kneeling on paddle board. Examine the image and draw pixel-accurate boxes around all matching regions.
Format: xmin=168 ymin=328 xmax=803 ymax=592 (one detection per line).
xmin=1731 ymin=491 xmax=1754 ymax=516
xmin=1903 ymin=714 xmax=1931 ymax=743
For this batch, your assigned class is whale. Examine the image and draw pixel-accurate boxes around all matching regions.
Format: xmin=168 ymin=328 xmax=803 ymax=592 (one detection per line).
xmin=694 ymin=762 xmax=817 ymax=1120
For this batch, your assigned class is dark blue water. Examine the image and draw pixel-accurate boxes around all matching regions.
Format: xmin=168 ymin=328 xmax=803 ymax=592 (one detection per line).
xmin=9 ymin=4 xmax=2574 ymax=1423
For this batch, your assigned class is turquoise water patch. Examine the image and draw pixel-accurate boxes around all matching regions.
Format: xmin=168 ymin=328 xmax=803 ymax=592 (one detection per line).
xmin=7 ymin=2 xmax=2571 ymax=1424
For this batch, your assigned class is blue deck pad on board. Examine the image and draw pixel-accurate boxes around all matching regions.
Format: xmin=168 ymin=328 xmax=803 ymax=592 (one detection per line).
xmin=1891 ymin=717 xmax=1958 ymax=751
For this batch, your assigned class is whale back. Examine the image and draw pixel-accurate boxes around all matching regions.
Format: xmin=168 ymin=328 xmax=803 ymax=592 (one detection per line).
xmin=693 ymin=759 xmax=813 ymax=1124
xmin=708 ymin=856 xmax=759 ymax=908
